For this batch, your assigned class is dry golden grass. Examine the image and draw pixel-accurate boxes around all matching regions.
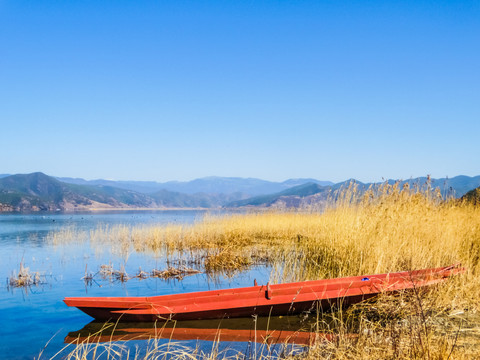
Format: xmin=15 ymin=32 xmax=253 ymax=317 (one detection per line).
xmin=63 ymin=182 xmax=479 ymax=306
xmin=48 ymin=181 xmax=480 ymax=359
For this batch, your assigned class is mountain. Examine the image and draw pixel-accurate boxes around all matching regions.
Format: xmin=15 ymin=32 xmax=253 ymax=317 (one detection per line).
xmin=0 ymin=173 xmax=157 ymax=211
xmin=57 ymin=176 xmax=334 ymax=196
xmin=227 ymin=182 xmax=330 ymax=207
xmin=281 ymin=178 xmax=333 ymax=188
xmin=326 ymin=176 xmax=480 ymax=198
xmin=0 ymin=173 xmax=251 ymax=212
xmin=226 ymin=175 xmax=480 ymax=208
xmin=157 ymin=177 xmax=279 ymax=195
xmin=437 ymin=175 xmax=480 ymax=197
xmin=56 ymin=177 xmax=167 ymax=194
xmin=150 ymin=190 xmax=246 ymax=208
xmin=1 ymin=173 xmax=479 ymax=212
xmin=461 ymin=186 xmax=480 ymax=205
xmin=0 ymin=173 xmax=335 ymax=211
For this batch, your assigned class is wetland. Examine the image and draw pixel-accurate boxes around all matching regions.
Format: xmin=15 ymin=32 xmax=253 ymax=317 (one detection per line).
xmin=2 ymin=183 xmax=480 ymax=359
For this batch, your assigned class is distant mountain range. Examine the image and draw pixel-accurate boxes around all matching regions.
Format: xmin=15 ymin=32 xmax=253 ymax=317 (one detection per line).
xmin=226 ymin=176 xmax=480 ymax=207
xmin=0 ymin=172 xmax=479 ymax=212
xmin=56 ymin=176 xmax=334 ymax=196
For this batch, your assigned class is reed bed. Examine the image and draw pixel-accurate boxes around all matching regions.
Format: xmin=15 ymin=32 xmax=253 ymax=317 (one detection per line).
xmin=48 ymin=181 xmax=480 ymax=358
xmin=53 ymin=182 xmax=480 ymax=308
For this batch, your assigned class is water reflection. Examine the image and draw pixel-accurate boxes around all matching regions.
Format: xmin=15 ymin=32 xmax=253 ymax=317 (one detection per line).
xmin=65 ymin=315 xmax=331 ymax=346
xmin=0 ymin=210 xmax=244 ymax=360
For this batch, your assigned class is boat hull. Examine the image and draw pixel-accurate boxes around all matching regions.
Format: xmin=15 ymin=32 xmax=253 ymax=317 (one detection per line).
xmin=74 ymin=294 xmax=372 ymax=322
xmin=64 ymin=264 xmax=462 ymax=322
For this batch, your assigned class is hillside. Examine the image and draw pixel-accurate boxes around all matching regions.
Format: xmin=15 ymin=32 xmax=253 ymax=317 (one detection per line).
xmin=461 ymin=186 xmax=480 ymax=205
xmin=0 ymin=173 xmax=157 ymax=211
xmin=227 ymin=182 xmax=330 ymax=207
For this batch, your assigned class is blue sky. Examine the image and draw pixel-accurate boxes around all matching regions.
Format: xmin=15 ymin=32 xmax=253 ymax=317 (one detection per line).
xmin=1 ymin=1 xmax=479 ymax=183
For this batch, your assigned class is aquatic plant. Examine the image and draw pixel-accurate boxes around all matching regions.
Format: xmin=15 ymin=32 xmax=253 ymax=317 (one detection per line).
xmin=8 ymin=261 xmax=42 ymax=289
xmin=79 ymin=264 xmax=202 ymax=284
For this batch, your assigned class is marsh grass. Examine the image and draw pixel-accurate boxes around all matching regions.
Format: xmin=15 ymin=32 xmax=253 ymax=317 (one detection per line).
xmin=8 ymin=261 xmax=42 ymax=289
xmin=54 ymin=182 xmax=480 ymax=302
xmin=48 ymin=181 xmax=480 ymax=358
xmin=299 ymin=291 xmax=480 ymax=359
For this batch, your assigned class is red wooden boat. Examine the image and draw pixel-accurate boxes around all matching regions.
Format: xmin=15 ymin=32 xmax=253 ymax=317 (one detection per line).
xmin=64 ymin=264 xmax=462 ymax=322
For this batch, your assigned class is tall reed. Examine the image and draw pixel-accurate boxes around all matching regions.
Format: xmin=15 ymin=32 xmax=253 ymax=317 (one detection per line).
xmin=48 ymin=181 xmax=480 ymax=358
xmin=50 ymin=181 xmax=480 ymax=310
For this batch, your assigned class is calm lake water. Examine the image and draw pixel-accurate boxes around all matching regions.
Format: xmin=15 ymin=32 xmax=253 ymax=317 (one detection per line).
xmin=0 ymin=211 xmax=288 ymax=360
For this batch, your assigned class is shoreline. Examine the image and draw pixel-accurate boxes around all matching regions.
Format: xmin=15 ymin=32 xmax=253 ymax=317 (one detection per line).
xmin=0 ymin=207 xmax=216 ymax=214
xmin=0 ymin=206 xmax=269 ymax=214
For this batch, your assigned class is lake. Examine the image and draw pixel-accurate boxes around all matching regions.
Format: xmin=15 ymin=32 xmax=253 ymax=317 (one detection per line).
xmin=1 ymin=211 xmax=300 ymax=360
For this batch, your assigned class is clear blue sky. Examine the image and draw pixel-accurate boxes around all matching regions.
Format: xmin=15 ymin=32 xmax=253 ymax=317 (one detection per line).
xmin=1 ymin=1 xmax=479 ymax=183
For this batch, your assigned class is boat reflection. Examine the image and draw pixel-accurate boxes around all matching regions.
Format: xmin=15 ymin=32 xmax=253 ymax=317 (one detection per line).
xmin=65 ymin=315 xmax=334 ymax=346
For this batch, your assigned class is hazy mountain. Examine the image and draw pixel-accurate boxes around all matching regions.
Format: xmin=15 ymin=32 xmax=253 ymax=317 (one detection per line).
xmin=281 ymin=178 xmax=333 ymax=187
xmin=158 ymin=177 xmax=281 ymax=195
xmin=150 ymin=190 xmax=247 ymax=208
xmin=56 ymin=177 xmax=166 ymax=194
xmin=227 ymin=182 xmax=330 ymax=207
xmin=57 ymin=176 xmax=334 ymax=196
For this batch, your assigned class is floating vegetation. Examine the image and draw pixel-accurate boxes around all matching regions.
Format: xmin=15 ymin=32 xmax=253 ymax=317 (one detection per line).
xmin=99 ymin=264 xmax=129 ymax=282
xmin=8 ymin=262 xmax=42 ymax=289
xmin=82 ymin=264 xmax=203 ymax=285
xmin=135 ymin=268 xmax=149 ymax=279
xmin=151 ymin=266 xmax=201 ymax=280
